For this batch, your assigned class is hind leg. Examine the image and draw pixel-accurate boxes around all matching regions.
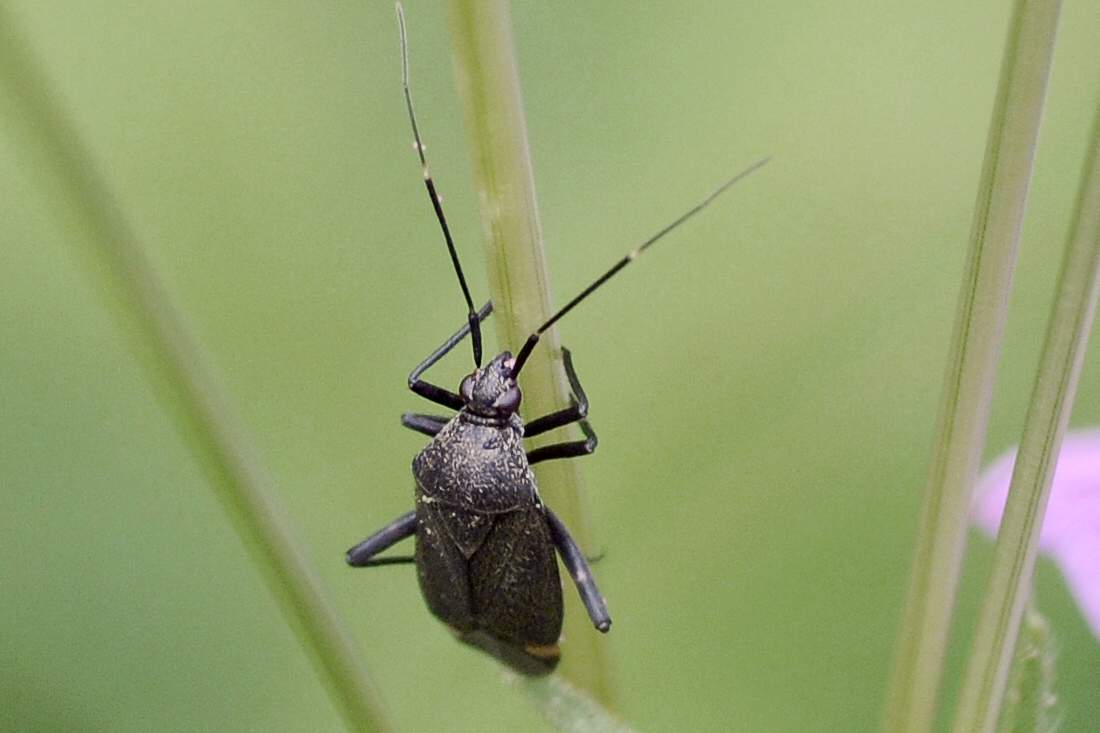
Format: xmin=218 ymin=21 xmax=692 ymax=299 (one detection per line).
xmin=345 ymin=511 xmax=417 ymax=567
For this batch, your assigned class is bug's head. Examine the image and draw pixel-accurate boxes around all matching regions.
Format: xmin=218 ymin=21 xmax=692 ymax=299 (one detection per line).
xmin=460 ymin=352 xmax=522 ymax=418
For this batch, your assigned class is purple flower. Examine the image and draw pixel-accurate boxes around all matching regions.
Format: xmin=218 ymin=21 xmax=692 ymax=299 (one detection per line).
xmin=973 ymin=428 xmax=1100 ymax=641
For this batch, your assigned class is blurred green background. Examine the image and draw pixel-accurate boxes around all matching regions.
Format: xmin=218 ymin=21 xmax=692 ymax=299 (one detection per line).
xmin=3 ymin=2 xmax=1099 ymax=731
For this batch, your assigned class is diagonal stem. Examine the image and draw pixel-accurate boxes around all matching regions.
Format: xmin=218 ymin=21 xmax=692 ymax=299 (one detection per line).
xmin=881 ymin=1 xmax=1062 ymax=731
xmin=0 ymin=11 xmax=390 ymax=732
xmin=952 ymin=82 xmax=1100 ymax=733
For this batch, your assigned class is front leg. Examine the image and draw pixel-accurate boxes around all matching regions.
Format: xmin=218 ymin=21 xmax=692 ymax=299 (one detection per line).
xmin=524 ymin=347 xmax=599 ymax=465
xmin=346 ymin=511 xmax=417 ymax=567
xmin=523 ymin=347 xmax=590 ymax=438
xmin=408 ymin=300 xmax=492 ymax=411
xmin=544 ymin=507 xmax=611 ymax=632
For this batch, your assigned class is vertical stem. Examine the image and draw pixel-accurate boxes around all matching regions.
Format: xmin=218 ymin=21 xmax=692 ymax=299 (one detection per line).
xmin=952 ymin=92 xmax=1100 ymax=733
xmin=0 ymin=11 xmax=390 ymax=733
xmin=446 ymin=0 xmax=615 ymax=704
xmin=882 ymin=1 xmax=1061 ymax=731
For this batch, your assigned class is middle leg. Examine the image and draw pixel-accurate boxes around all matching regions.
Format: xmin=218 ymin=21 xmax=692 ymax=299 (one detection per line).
xmin=401 ymin=413 xmax=449 ymax=438
xmin=526 ymin=418 xmax=597 ymax=465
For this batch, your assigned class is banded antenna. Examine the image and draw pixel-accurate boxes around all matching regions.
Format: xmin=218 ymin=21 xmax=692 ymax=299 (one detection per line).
xmin=396 ymin=2 xmax=484 ymax=366
xmin=510 ymin=156 xmax=771 ymax=377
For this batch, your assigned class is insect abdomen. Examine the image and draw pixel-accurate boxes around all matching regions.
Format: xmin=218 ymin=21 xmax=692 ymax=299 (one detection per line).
xmin=414 ymin=499 xmax=563 ymax=675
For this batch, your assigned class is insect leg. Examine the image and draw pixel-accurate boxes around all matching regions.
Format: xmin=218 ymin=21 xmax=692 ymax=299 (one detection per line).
xmin=544 ymin=507 xmax=611 ymax=632
xmin=409 ymin=300 xmax=493 ymax=410
xmin=524 ymin=348 xmax=599 ymax=464
xmin=526 ymin=418 xmax=597 ymax=465
xmin=346 ymin=510 xmax=417 ymax=567
xmin=524 ymin=348 xmax=590 ymax=437
xmin=401 ymin=412 xmax=449 ymax=437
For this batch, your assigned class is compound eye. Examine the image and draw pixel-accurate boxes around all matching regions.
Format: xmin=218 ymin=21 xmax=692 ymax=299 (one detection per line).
xmin=459 ymin=374 xmax=475 ymax=404
xmin=493 ymin=386 xmax=521 ymax=414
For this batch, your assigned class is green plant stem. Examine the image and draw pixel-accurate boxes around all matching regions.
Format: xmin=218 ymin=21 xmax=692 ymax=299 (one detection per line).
xmin=994 ymin=600 xmax=1058 ymax=733
xmin=0 ymin=12 xmax=390 ymax=733
xmin=881 ymin=2 xmax=1061 ymax=731
xmin=446 ymin=0 xmax=616 ymax=706
xmin=520 ymin=677 xmax=638 ymax=733
xmin=951 ymin=89 xmax=1100 ymax=733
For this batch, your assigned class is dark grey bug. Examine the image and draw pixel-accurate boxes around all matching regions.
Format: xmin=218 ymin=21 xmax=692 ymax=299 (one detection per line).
xmin=349 ymin=335 xmax=605 ymax=674
xmin=346 ymin=3 xmax=766 ymax=676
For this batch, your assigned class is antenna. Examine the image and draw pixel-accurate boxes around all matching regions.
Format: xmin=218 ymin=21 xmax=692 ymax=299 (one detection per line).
xmin=396 ymin=2 xmax=484 ymax=366
xmin=510 ymin=156 xmax=770 ymax=376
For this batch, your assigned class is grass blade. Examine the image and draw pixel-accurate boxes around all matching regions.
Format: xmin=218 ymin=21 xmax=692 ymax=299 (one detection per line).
xmin=445 ymin=0 xmax=617 ymax=707
xmin=520 ymin=677 xmax=638 ymax=733
xmin=994 ymin=602 xmax=1059 ymax=733
xmin=951 ymin=85 xmax=1100 ymax=733
xmin=882 ymin=2 xmax=1062 ymax=731
xmin=0 ymin=11 xmax=391 ymax=732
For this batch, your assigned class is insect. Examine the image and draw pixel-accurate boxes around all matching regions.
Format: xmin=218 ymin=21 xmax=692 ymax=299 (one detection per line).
xmin=346 ymin=3 xmax=767 ymax=676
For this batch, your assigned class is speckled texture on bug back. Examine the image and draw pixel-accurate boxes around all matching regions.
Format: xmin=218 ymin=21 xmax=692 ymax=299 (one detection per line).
xmin=411 ymin=411 xmax=562 ymax=674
